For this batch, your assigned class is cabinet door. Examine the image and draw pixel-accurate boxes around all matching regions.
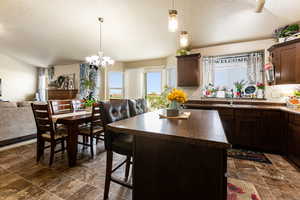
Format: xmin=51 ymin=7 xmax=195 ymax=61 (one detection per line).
xmin=177 ymin=55 xmax=200 ymax=87
xmin=276 ymin=45 xmax=297 ymax=84
xmin=287 ymin=123 xmax=300 ymax=167
xmin=235 ymin=110 xmax=261 ymax=149
xmin=260 ymin=111 xmax=283 ymax=153
xmin=217 ymin=108 xmax=235 ymax=145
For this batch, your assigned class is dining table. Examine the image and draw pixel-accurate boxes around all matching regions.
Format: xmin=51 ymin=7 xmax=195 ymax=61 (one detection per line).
xmin=107 ymin=109 xmax=231 ymax=200
xmin=52 ymin=110 xmax=92 ymax=167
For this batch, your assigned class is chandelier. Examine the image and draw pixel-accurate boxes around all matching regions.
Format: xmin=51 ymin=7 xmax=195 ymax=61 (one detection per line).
xmin=86 ymin=17 xmax=114 ymax=68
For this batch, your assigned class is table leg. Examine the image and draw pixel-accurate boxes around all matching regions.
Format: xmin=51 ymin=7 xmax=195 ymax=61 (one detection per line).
xmin=67 ymin=123 xmax=78 ymax=167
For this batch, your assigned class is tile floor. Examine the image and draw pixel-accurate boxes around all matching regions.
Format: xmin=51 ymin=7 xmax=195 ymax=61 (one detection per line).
xmin=0 ymin=142 xmax=299 ymax=200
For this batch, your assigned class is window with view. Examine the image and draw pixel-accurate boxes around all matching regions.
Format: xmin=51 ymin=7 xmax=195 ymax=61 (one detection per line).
xmin=108 ymin=71 xmax=124 ymax=99
xmin=145 ymin=71 xmax=162 ymax=96
xmin=203 ymin=52 xmax=264 ymax=90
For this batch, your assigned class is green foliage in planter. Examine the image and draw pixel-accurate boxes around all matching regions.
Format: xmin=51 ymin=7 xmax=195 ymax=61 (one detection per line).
xmin=147 ymin=86 xmax=172 ymax=110
xmin=84 ymin=99 xmax=97 ymax=107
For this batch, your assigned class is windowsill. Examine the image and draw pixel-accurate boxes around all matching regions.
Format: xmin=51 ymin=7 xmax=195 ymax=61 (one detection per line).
xmin=202 ymin=97 xmax=267 ymax=101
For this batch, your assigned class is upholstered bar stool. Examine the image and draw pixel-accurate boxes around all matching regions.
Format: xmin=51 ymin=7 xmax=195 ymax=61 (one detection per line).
xmin=128 ymin=98 xmax=148 ymax=117
xmin=99 ymin=100 xmax=133 ymax=200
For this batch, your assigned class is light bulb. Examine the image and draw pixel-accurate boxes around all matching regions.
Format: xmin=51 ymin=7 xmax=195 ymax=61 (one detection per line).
xmin=168 ymin=10 xmax=178 ymax=32
xmin=179 ymin=31 xmax=189 ymax=48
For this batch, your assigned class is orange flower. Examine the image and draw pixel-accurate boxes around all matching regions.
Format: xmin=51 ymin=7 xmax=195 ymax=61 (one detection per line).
xmin=167 ymin=88 xmax=187 ymax=103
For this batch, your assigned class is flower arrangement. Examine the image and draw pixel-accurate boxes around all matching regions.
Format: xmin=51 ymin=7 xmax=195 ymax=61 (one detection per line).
xmin=256 ymin=82 xmax=265 ymax=90
xmin=203 ymin=83 xmax=217 ymax=97
xmin=167 ymin=88 xmax=188 ymax=104
xmin=166 ymin=88 xmax=187 ymax=117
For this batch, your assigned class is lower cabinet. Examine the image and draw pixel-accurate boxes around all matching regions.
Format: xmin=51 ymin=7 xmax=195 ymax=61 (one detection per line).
xmin=235 ymin=109 xmax=261 ymax=149
xmin=287 ymin=115 xmax=300 ymax=167
xmin=260 ymin=111 xmax=283 ymax=153
xmin=217 ymin=108 xmax=235 ymax=144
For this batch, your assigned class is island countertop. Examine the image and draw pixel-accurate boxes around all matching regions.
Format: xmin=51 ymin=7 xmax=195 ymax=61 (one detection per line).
xmin=106 ymin=109 xmax=231 ymax=149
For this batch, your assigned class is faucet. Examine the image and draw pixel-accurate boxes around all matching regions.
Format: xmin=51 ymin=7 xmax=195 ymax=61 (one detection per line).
xmin=230 ymin=89 xmax=234 ymax=106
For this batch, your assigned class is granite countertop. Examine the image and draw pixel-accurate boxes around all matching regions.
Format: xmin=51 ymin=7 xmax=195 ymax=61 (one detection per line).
xmin=185 ymin=98 xmax=300 ymax=115
xmin=107 ymin=109 xmax=231 ymax=149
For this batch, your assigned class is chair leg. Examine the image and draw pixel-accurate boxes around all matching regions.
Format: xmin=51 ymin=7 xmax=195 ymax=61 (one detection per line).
xmin=61 ymin=139 xmax=65 ymax=155
xmin=104 ymin=151 xmax=113 ymax=200
xmin=49 ymin=142 xmax=56 ymax=166
xmin=90 ymin=136 xmax=94 ymax=158
xmin=125 ymin=156 xmax=131 ymax=181
xmin=36 ymin=138 xmax=44 ymax=162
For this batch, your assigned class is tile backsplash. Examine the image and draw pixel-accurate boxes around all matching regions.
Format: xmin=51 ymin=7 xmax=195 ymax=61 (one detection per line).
xmin=266 ymin=84 xmax=300 ymax=101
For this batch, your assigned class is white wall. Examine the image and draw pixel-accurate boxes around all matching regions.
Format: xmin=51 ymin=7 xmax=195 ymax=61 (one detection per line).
xmin=0 ymin=54 xmax=37 ymax=101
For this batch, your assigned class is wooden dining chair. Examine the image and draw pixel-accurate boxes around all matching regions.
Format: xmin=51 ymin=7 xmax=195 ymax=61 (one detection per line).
xmin=99 ymin=100 xmax=133 ymax=200
xmin=31 ymin=103 xmax=68 ymax=166
xmin=78 ymin=102 xmax=104 ymax=158
xmin=128 ymin=98 xmax=148 ymax=117
xmin=49 ymin=100 xmax=73 ymax=115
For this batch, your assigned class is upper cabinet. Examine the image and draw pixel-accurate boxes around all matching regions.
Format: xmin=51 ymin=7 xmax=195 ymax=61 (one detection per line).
xmin=268 ymin=39 xmax=300 ymax=84
xmin=176 ymin=53 xmax=201 ymax=87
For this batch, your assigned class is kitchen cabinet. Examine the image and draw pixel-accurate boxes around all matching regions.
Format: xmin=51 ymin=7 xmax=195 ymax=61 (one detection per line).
xmin=176 ymin=54 xmax=200 ymax=87
xmin=268 ymin=38 xmax=300 ymax=84
xmin=235 ymin=109 xmax=261 ymax=149
xmin=217 ymin=108 xmax=235 ymax=144
xmin=287 ymin=114 xmax=300 ymax=167
xmin=260 ymin=111 xmax=283 ymax=153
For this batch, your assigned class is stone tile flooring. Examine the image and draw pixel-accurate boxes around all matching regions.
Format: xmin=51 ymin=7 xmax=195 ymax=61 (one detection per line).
xmin=0 ymin=142 xmax=299 ymax=200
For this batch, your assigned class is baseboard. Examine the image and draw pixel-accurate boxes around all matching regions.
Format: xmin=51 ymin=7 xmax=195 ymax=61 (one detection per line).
xmin=0 ymin=134 xmax=37 ymax=148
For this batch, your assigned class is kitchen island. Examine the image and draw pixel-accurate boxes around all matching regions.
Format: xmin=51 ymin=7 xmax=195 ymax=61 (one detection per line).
xmin=107 ymin=109 xmax=231 ymax=200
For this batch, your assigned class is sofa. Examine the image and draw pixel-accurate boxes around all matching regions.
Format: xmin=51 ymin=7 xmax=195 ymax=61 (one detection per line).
xmin=0 ymin=101 xmax=37 ymax=147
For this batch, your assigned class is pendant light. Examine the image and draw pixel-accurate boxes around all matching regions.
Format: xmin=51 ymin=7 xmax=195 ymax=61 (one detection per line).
xmin=86 ymin=17 xmax=114 ymax=68
xmin=255 ymin=0 xmax=265 ymax=13
xmin=179 ymin=31 xmax=189 ymax=48
xmin=168 ymin=0 xmax=178 ymax=32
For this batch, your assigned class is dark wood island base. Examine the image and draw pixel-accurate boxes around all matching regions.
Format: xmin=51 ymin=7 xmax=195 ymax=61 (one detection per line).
xmin=134 ymin=135 xmax=227 ymax=200
xmin=107 ymin=109 xmax=231 ymax=200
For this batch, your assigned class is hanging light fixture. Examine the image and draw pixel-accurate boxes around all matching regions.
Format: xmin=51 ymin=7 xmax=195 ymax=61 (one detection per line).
xmin=255 ymin=0 xmax=265 ymax=13
xmin=86 ymin=17 xmax=114 ymax=69
xmin=168 ymin=0 xmax=178 ymax=32
xmin=179 ymin=31 xmax=189 ymax=48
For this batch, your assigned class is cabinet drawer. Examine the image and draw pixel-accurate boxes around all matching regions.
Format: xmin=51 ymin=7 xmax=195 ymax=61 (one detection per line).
xmin=235 ymin=109 xmax=261 ymax=117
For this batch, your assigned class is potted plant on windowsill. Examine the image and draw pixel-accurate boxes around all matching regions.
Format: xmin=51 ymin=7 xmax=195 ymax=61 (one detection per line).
xmin=166 ymin=88 xmax=187 ymax=117
xmin=256 ymin=82 xmax=265 ymax=99
xmin=234 ymin=80 xmax=246 ymax=98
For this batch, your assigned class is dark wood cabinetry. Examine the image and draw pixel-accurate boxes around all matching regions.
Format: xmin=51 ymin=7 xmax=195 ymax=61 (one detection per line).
xmin=47 ymin=89 xmax=78 ymax=100
xmin=235 ymin=110 xmax=261 ymax=149
xmin=287 ymin=114 xmax=300 ymax=167
xmin=268 ymin=39 xmax=300 ymax=84
xmin=176 ymin=54 xmax=200 ymax=87
xmin=218 ymin=108 xmax=235 ymax=144
xmin=260 ymin=111 xmax=283 ymax=153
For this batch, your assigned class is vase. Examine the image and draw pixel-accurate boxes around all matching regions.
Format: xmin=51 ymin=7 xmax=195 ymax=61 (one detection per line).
xmin=166 ymin=101 xmax=180 ymax=117
xmin=257 ymin=89 xmax=264 ymax=99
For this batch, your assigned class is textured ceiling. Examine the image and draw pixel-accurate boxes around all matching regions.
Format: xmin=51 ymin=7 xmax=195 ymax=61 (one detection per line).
xmin=0 ymin=0 xmax=299 ymax=67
